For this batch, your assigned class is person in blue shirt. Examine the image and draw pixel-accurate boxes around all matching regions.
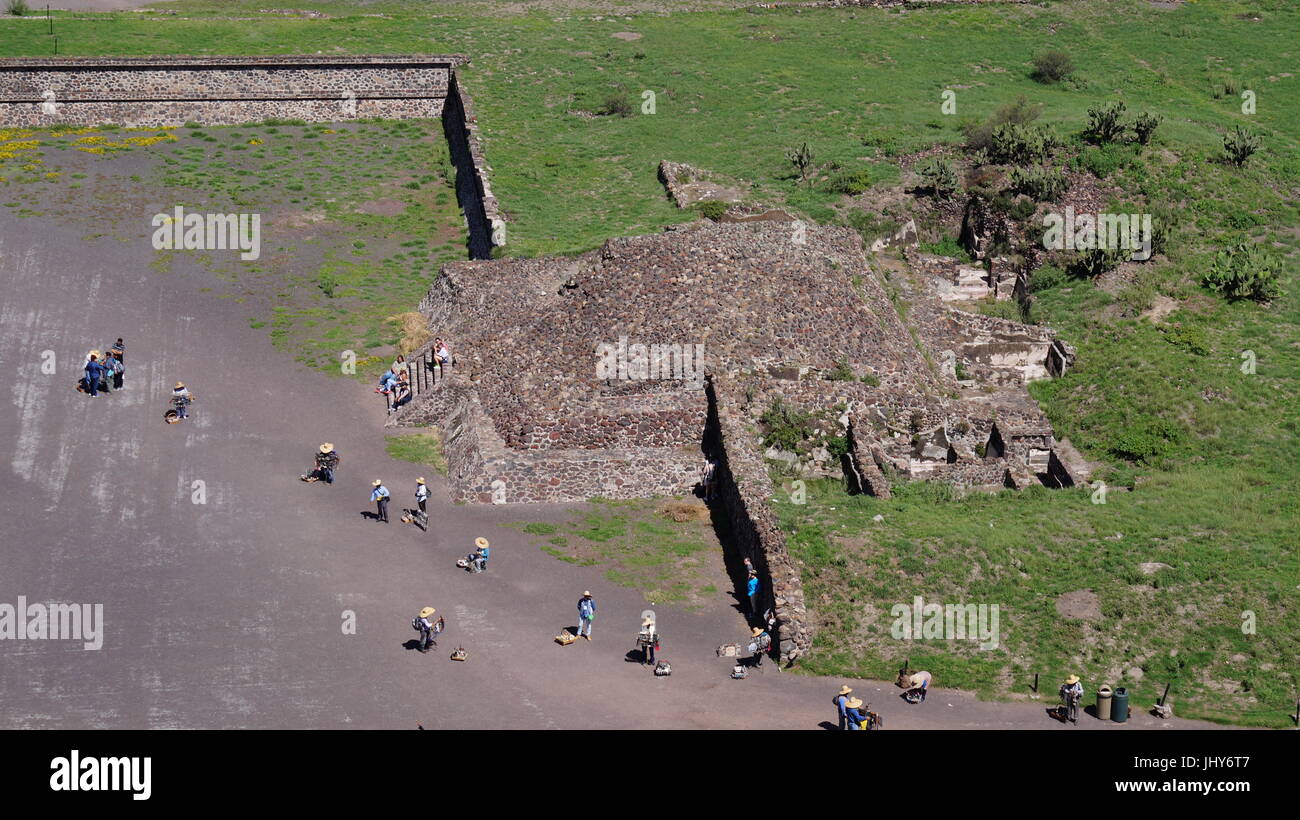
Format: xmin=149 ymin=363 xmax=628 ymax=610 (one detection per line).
xmin=472 ymin=537 xmax=489 ymax=573
xmin=746 ymin=571 xmax=759 ymax=617
xmin=834 ymin=685 xmax=853 ymax=730
xmin=371 ymin=480 xmax=391 ymax=523
xmin=576 ymin=591 xmax=596 ymax=640
xmin=83 ymin=354 xmax=105 ymax=398
xmin=844 ymin=697 xmax=866 ymax=730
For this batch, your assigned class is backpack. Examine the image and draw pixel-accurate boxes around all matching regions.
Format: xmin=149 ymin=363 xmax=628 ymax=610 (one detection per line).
xmin=411 ymin=617 xmax=426 ymax=632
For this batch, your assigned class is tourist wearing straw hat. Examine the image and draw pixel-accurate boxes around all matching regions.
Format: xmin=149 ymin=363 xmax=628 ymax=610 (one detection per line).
xmin=834 ymin=685 xmax=854 ymax=730
xmin=472 ymin=537 xmax=489 ymax=572
xmin=171 ymin=381 xmax=193 ymax=419
xmin=371 ymin=480 xmax=391 ymax=523
xmin=414 ymin=477 xmax=429 ymax=526
xmin=413 ymin=606 xmax=438 ymax=653
xmin=844 ymin=697 xmax=866 ymax=730
xmin=747 ymin=625 xmax=771 ymax=669
xmin=1060 ymin=674 xmax=1084 ymax=724
xmin=638 ymin=615 xmax=658 ymax=665
xmin=576 ymin=591 xmax=596 ymax=640
xmin=302 ymin=443 xmax=340 ymax=484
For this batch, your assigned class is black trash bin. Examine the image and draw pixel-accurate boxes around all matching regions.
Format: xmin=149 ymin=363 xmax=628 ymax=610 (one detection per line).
xmin=1111 ymin=686 xmax=1130 ymax=723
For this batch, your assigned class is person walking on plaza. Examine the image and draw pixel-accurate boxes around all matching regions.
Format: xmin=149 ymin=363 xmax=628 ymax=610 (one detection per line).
xmin=576 ymin=591 xmax=596 ymax=641
xmin=413 ymin=607 xmax=439 ymax=653
xmin=172 ymin=382 xmax=193 ymax=419
xmin=83 ymin=353 xmax=105 ymax=398
xmin=834 ymin=685 xmax=854 ymax=730
xmin=371 ymin=480 xmax=391 ymax=523
xmin=746 ymin=570 xmax=759 ymax=617
xmin=414 ymin=477 xmax=429 ymax=525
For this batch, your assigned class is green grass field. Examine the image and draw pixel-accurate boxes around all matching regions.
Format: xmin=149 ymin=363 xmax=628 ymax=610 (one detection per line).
xmin=510 ymin=497 xmax=727 ymax=609
xmin=1 ymin=0 xmax=1295 ymax=724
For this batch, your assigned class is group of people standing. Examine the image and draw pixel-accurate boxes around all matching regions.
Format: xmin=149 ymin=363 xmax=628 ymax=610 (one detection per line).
xmin=367 ymin=476 xmax=432 ymax=528
xmin=377 ymin=339 xmax=453 ymax=415
xmin=80 ymin=338 xmax=125 ymax=398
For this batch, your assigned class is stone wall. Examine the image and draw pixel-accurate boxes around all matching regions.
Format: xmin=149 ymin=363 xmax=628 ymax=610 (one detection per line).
xmin=442 ymin=70 xmax=503 ymax=260
xmin=0 ymin=54 xmax=504 ymax=261
xmin=0 ymin=55 xmax=457 ymax=127
xmin=398 ymin=370 xmax=700 ymax=504
xmin=710 ymin=377 xmax=811 ymax=664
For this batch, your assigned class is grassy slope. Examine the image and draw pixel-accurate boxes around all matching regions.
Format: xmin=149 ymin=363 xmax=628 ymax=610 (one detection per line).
xmin=1 ymin=0 xmax=1295 ymax=724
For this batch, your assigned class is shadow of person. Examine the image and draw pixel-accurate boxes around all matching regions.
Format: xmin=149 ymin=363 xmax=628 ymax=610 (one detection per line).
xmin=817 ymin=721 xmax=841 ymax=732
xmin=1046 ymin=706 xmax=1068 ymax=723
xmin=624 ymin=650 xmax=643 ymax=664
xmin=402 ymin=639 xmax=425 ymax=651
xmin=360 ymin=510 xmax=379 ymax=521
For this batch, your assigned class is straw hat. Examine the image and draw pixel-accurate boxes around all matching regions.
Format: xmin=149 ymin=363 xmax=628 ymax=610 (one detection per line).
xmin=846 ymin=697 xmax=864 ymax=710
xmin=582 ymin=590 xmax=591 ymax=598
xmin=373 ymin=479 xmax=383 ymax=487
xmin=751 ymin=626 xmax=765 ymax=637
xmin=174 ymin=381 xmax=185 ymax=390
xmin=838 ymin=685 xmax=853 ymax=696
xmin=641 ymin=616 xmax=654 ymax=627
xmin=475 ymin=537 xmax=489 ymax=549
xmin=416 ymin=477 xmax=426 ymax=485
xmin=418 ymin=607 xmax=436 ymax=619
xmin=1065 ymin=674 xmax=1080 ymax=685
xmin=319 ymin=443 xmax=334 ymax=454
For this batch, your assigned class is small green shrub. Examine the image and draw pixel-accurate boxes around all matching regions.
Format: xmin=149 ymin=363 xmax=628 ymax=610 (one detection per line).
xmin=1202 ymin=241 xmax=1282 ymax=302
xmin=598 ymin=94 xmax=633 ymax=117
xmin=1028 ymin=264 xmax=1068 ymax=292
xmin=917 ymin=158 xmax=960 ymax=199
xmin=963 ymin=95 xmax=1042 ymax=153
xmin=829 ymin=167 xmax=885 ymax=195
xmin=1107 ymin=417 xmax=1183 ymax=463
xmin=1069 ymin=247 xmax=1126 ymax=279
xmin=986 ymin=123 xmax=1058 ymax=166
xmin=7 ymin=0 xmax=30 ymax=16
xmin=1163 ymin=324 xmax=1210 ymax=356
xmin=920 ymin=236 xmax=971 ymax=261
xmin=1132 ymin=112 xmax=1162 ymax=146
xmin=827 ymin=361 xmax=855 ymax=381
xmin=1007 ymin=165 xmax=1068 ymax=201
xmin=1223 ymin=126 xmax=1261 ymax=166
xmin=691 ymin=200 xmax=729 ymax=221
xmin=1084 ymin=101 xmax=1128 ymax=144
xmin=759 ymin=396 xmax=814 ymax=452
xmin=786 ymin=141 xmax=816 ymax=185
xmin=317 ymin=271 xmax=339 ymax=298
xmin=1031 ymin=51 xmax=1074 ymax=84
xmin=1076 ymin=143 xmax=1135 ymax=178
xmin=845 ymin=210 xmax=899 ymax=242
xmin=826 ymin=435 xmax=851 ymax=461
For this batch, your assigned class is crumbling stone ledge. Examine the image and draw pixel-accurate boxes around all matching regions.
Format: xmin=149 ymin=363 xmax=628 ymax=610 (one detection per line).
xmin=709 ymin=376 xmax=811 ymax=664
